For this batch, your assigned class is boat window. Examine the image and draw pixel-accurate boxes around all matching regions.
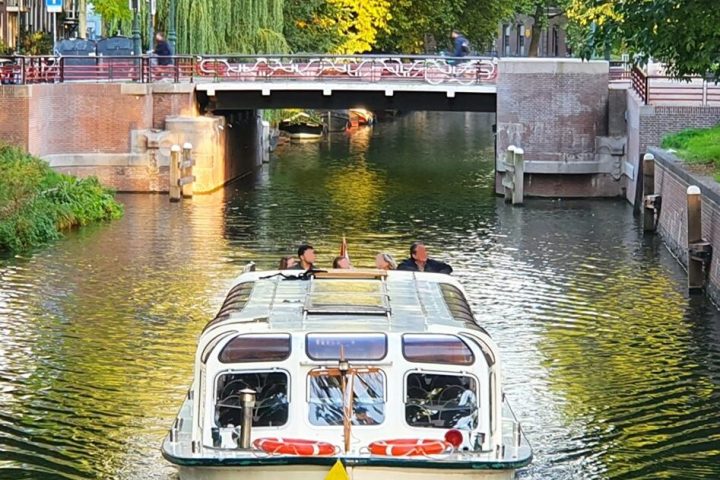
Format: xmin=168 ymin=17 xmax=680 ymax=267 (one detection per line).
xmin=215 ymin=371 xmax=289 ymax=428
xmin=201 ymin=331 xmax=237 ymax=364
xmin=402 ymin=334 xmax=474 ymax=365
xmin=218 ymin=334 xmax=291 ymax=363
xmin=308 ymin=370 xmax=385 ymax=426
xmin=203 ymin=281 xmax=255 ymax=332
xmin=306 ymin=333 xmax=387 ymax=361
xmin=405 ymin=373 xmax=478 ymax=430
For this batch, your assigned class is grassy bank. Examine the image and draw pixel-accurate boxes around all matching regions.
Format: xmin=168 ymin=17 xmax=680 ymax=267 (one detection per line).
xmin=661 ymin=125 xmax=720 ymax=180
xmin=0 ymin=145 xmax=124 ymax=253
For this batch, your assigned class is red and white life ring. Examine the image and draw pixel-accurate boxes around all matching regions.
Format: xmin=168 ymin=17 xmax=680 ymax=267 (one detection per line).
xmin=253 ymin=437 xmax=337 ymax=456
xmin=368 ymin=438 xmax=452 ymax=456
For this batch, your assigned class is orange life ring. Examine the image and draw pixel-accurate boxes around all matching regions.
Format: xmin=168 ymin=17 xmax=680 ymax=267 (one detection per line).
xmin=368 ymin=438 xmax=452 ymax=456
xmin=253 ymin=437 xmax=337 ymax=456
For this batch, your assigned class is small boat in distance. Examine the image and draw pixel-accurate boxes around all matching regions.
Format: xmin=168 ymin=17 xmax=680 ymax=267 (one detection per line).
xmin=278 ymin=111 xmax=325 ymax=140
xmin=162 ymin=268 xmax=532 ymax=479
xmin=349 ymin=108 xmax=375 ymax=127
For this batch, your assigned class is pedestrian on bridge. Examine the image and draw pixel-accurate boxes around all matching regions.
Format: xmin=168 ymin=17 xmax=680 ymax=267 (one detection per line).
xmin=450 ymin=30 xmax=471 ymax=64
xmin=154 ymin=33 xmax=172 ymax=66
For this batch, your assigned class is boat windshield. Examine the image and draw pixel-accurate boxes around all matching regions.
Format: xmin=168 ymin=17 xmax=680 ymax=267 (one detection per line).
xmin=405 ymin=373 xmax=478 ymax=430
xmin=215 ymin=371 xmax=289 ymax=428
xmin=308 ymin=370 xmax=385 ymax=426
xmin=306 ymin=333 xmax=387 ymax=360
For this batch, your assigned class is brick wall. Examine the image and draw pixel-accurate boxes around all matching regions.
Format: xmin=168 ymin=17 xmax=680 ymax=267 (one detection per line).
xmin=152 ymin=88 xmax=197 ymax=130
xmin=27 ymin=84 xmax=154 ymax=157
xmin=625 ymin=92 xmax=720 ymax=204
xmin=496 ymin=58 xmax=614 ymax=196
xmin=0 ymin=86 xmax=31 ymax=149
xmin=651 ymin=147 xmax=720 ymax=304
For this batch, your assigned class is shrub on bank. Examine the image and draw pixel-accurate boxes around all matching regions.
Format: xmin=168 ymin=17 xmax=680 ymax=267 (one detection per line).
xmin=0 ymin=144 xmax=123 ymax=253
xmin=662 ymin=125 xmax=720 ymax=180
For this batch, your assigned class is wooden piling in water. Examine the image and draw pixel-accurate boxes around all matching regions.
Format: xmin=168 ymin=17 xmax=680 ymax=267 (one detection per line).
xmin=512 ymin=147 xmax=524 ymax=205
xmin=643 ymin=153 xmax=660 ymax=232
xmin=181 ymin=142 xmax=194 ymax=199
xmin=169 ymin=144 xmax=181 ymax=202
xmin=687 ymin=185 xmax=712 ymax=292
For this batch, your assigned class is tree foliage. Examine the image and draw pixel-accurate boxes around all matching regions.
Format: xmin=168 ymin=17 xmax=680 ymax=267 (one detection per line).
xmin=91 ymin=0 xmax=288 ymax=54
xmin=375 ymin=0 xmax=520 ymax=54
xmin=566 ymin=0 xmax=720 ymax=78
xmin=284 ymin=0 xmax=391 ymax=54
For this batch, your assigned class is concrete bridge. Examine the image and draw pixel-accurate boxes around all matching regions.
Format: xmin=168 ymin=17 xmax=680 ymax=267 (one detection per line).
xmin=4 ymin=54 xmax=716 ymax=204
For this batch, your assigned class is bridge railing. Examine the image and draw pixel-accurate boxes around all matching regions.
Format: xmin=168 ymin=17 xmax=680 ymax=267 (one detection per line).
xmin=194 ymin=54 xmax=497 ymax=86
xmin=0 ymin=54 xmax=498 ymax=86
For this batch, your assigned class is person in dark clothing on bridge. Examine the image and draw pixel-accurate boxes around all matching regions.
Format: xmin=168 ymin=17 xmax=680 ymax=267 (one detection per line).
xmin=154 ymin=33 xmax=172 ymax=66
xmin=397 ymin=241 xmax=453 ymax=274
xmin=450 ymin=30 xmax=471 ymax=64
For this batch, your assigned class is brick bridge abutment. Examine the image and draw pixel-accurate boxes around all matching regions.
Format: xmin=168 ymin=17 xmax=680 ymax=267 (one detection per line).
xmin=0 ymin=82 xmax=262 ymax=193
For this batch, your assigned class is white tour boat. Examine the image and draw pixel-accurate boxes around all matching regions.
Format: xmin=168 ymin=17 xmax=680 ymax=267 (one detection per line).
xmin=162 ymin=268 xmax=532 ymax=479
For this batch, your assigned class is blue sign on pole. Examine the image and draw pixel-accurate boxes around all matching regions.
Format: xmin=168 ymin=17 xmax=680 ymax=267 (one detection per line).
xmin=46 ymin=0 xmax=63 ymax=13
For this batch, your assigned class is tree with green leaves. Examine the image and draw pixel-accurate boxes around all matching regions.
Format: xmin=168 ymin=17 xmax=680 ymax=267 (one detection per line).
xmin=376 ymin=0 xmax=520 ymax=54
xmin=566 ymin=0 xmax=720 ymax=79
xmin=90 ymin=0 xmax=288 ymax=54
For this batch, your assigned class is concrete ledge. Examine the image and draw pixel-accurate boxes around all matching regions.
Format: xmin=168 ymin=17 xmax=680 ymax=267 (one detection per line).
xmin=0 ymin=85 xmax=32 ymax=97
xmin=496 ymin=159 xmax=617 ymax=174
xmin=649 ymin=147 xmax=720 ymax=205
xmin=120 ymin=83 xmax=150 ymax=95
xmin=151 ymin=83 xmax=196 ymax=94
xmin=499 ymin=58 xmax=608 ymax=75
xmin=44 ymin=153 xmax=147 ymax=167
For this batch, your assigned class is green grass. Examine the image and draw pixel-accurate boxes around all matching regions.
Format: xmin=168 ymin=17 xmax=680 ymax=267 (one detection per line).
xmin=0 ymin=144 xmax=124 ymax=253
xmin=661 ymin=124 xmax=720 ymax=180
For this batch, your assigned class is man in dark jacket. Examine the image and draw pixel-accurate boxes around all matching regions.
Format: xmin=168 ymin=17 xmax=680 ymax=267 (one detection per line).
xmin=154 ymin=33 xmax=172 ymax=66
xmin=397 ymin=241 xmax=453 ymax=274
xmin=451 ymin=30 xmax=471 ymax=60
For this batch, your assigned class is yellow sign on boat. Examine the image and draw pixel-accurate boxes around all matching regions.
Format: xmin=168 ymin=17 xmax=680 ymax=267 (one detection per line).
xmin=325 ymin=460 xmax=349 ymax=480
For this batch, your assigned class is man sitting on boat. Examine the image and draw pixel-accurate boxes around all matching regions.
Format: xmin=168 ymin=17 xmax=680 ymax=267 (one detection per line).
xmin=397 ymin=241 xmax=453 ymax=274
xmin=292 ymin=244 xmax=316 ymax=270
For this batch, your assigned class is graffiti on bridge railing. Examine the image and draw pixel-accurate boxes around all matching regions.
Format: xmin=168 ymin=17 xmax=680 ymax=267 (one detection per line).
xmin=196 ymin=56 xmax=497 ymax=85
xmin=0 ymin=55 xmax=498 ymax=86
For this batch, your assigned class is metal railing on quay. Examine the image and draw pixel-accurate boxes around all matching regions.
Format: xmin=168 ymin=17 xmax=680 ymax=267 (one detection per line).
xmin=631 ymin=66 xmax=648 ymax=104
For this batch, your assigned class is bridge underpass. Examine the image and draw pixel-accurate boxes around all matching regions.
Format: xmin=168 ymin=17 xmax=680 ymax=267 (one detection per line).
xmin=196 ymin=83 xmax=497 ymax=113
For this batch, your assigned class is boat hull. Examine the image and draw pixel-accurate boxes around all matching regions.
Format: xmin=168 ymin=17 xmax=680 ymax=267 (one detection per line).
xmin=175 ymin=465 xmax=517 ymax=480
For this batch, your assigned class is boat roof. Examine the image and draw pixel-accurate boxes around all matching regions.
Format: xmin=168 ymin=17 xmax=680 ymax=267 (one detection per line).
xmin=203 ymin=269 xmax=487 ymax=335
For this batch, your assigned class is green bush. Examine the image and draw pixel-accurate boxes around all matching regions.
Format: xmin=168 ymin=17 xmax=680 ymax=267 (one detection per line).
xmin=0 ymin=144 xmax=123 ymax=253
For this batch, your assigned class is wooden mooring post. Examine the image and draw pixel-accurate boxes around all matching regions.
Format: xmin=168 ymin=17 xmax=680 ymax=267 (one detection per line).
xmin=642 ymin=153 xmax=661 ymax=232
xmin=169 ymin=143 xmax=195 ymax=202
xmin=687 ymin=185 xmax=712 ymax=292
xmin=502 ymin=146 xmax=524 ymax=205
xmin=169 ymin=144 xmax=182 ymax=202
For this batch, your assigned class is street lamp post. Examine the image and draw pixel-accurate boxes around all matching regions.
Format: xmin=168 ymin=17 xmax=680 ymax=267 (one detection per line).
xmin=130 ymin=0 xmax=141 ymax=56
xmin=168 ymin=0 xmax=176 ymax=53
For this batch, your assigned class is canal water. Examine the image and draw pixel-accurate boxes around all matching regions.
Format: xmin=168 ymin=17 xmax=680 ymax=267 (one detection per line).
xmin=1 ymin=112 xmax=719 ymax=479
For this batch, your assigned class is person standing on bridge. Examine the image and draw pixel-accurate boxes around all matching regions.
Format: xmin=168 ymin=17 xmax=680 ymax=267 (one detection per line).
xmin=397 ymin=241 xmax=453 ymax=274
xmin=450 ymin=30 xmax=471 ymax=64
xmin=154 ymin=33 xmax=172 ymax=66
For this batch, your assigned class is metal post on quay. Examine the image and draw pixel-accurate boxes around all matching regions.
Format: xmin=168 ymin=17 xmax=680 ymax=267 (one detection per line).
xmin=130 ymin=0 xmax=142 ymax=57
xmin=168 ymin=0 xmax=177 ymax=53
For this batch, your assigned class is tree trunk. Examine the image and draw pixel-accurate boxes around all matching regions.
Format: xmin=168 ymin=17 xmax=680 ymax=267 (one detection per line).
xmin=527 ymin=3 xmax=545 ymax=57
